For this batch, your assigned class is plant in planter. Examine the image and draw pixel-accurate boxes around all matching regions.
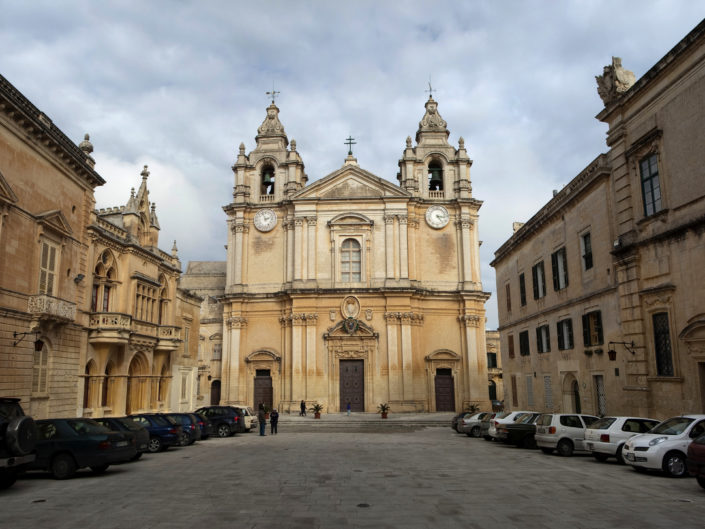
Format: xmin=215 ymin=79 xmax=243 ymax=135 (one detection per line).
xmin=309 ymin=403 xmax=324 ymax=419
xmin=464 ymin=403 xmax=480 ymax=414
xmin=263 ymin=404 xmax=271 ymax=419
xmin=377 ymin=403 xmax=390 ymax=419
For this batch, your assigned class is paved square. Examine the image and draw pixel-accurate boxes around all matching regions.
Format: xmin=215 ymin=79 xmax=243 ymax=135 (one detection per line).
xmin=3 ymin=426 xmax=705 ymax=528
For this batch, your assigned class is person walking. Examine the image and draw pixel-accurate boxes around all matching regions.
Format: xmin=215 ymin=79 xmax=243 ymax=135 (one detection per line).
xmin=257 ymin=403 xmax=267 ymax=436
xmin=270 ymin=408 xmax=279 ymax=435
xmin=300 ymin=400 xmax=306 ymax=416
xmin=346 ymin=401 xmax=351 ymax=416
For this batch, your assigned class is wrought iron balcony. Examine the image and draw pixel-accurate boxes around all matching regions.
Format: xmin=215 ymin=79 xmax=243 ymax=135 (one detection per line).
xmin=28 ymin=294 xmax=76 ymax=322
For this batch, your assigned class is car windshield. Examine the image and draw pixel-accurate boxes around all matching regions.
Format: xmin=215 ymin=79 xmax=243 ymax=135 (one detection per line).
xmin=494 ymin=412 xmax=510 ymax=420
xmin=587 ymin=417 xmax=617 ymax=430
xmin=650 ymin=417 xmax=694 ymax=435
xmin=150 ymin=415 xmax=171 ymax=426
xmin=115 ymin=418 xmax=143 ymax=431
xmin=68 ymin=419 xmax=111 ymax=435
xmin=537 ymin=414 xmax=553 ymax=426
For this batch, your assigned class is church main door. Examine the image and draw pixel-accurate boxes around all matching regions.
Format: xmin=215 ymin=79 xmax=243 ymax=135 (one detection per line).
xmin=434 ymin=368 xmax=455 ymax=411
xmin=254 ymin=369 xmax=273 ymax=409
xmin=339 ymin=360 xmax=364 ymax=412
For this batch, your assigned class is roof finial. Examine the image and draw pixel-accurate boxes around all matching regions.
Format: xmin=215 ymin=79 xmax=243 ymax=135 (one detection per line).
xmin=344 ymin=135 xmax=356 ymax=156
xmin=266 ymin=83 xmax=280 ymax=104
xmin=141 ymin=165 xmax=149 ymax=180
xmin=171 ymin=240 xmax=178 ymax=258
xmin=425 ymin=76 xmax=436 ymax=99
xmin=79 ymin=133 xmax=94 ymax=155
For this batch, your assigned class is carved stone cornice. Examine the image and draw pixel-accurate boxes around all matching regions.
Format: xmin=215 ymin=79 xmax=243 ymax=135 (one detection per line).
xmin=455 ymin=218 xmax=473 ymax=229
xmin=384 ymin=311 xmax=424 ymax=325
xmin=384 ymin=215 xmax=395 ymax=225
xmin=226 ymin=316 xmax=248 ymax=329
xmin=283 ymin=312 xmax=318 ymax=326
xmin=305 ymin=216 xmax=317 ymax=225
xmin=459 ymin=314 xmax=481 ymax=327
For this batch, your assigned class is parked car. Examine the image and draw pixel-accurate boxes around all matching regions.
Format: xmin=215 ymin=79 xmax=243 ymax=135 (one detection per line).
xmin=686 ymin=432 xmax=705 ymax=489
xmin=93 ymin=417 xmax=149 ymax=459
xmin=231 ymin=405 xmax=258 ymax=432
xmin=487 ymin=411 xmax=532 ymax=441
xmin=584 ymin=416 xmax=660 ymax=464
xmin=28 ymin=418 xmax=136 ymax=479
xmin=451 ymin=412 xmax=472 ymax=433
xmin=535 ymin=413 xmax=599 ymax=456
xmin=194 ymin=412 xmax=214 ymax=440
xmin=0 ymin=397 xmax=37 ymax=489
xmin=496 ymin=412 xmax=542 ymax=448
xmin=622 ymin=415 xmax=705 ymax=477
xmin=195 ymin=406 xmax=247 ymax=437
xmin=479 ymin=413 xmax=498 ymax=440
xmin=459 ymin=412 xmax=491 ymax=437
xmin=166 ymin=413 xmax=201 ymax=446
xmin=129 ymin=413 xmax=182 ymax=453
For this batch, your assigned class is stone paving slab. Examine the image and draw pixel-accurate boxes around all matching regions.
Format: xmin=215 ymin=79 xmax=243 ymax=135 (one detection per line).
xmin=3 ymin=427 xmax=705 ymax=528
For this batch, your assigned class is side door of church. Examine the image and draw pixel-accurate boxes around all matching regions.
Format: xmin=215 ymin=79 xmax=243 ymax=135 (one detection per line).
xmin=434 ymin=368 xmax=455 ymax=411
xmin=339 ymin=360 xmax=364 ymax=412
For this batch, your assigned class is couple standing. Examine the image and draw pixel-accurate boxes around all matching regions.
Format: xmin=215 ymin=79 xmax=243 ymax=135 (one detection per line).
xmin=257 ymin=403 xmax=279 ymax=435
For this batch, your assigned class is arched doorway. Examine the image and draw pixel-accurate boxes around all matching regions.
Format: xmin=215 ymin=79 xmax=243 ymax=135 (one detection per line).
xmin=210 ymin=380 xmax=221 ymax=405
xmin=562 ymin=373 xmax=581 ymax=413
xmin=126 ymin=353 xmax=149 ymax=414
xmin=572 ymin=380 xmax=582 ymax=413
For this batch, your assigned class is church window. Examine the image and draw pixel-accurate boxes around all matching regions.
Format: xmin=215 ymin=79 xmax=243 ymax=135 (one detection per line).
xmin=340 ymin=238 xmax=361 ymax=282
xmin=261 ymin=163 xmax=275 ymax=196
xmin=427 ymin=160 xmax=443 ymax=191
xmin=640 ymin=154 xmax=662 ymax=216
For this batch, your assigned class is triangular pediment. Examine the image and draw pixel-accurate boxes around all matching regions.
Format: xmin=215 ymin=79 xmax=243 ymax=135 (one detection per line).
xmin=293 ymin=165 xmax=409 ymax=200
xmin=36 ymin=210 xmax=73 ymax=237
xmin=0 ymin=169 xmax=19 ymax=204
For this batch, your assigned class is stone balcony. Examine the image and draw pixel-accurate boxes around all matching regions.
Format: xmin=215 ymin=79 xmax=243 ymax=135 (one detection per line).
xmin=28 ymin=294 xmax=76 ymax=322
xmin=89 ymin=312 xmax=131 ymax=344
xmin=156 ymin=325 xmax=181 ymax=351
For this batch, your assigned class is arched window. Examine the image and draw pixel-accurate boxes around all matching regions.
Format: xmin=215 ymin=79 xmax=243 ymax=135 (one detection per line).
xmin=488 ymin=380 xmax=497 ymax=401
xmin=572 ymin=380 xmax=581 ymax=413
xmin=158 ymin=275 xmax=169 ymax=325
xmin=428 ymin=159 xmax=443 ymax=191
xmin=340 ymin=239 xmax=361 ymax=282
xmin=92 ymin=251 xmax=116 ymax=312
xmin=261 ymin=163 xmax=275 ymax=196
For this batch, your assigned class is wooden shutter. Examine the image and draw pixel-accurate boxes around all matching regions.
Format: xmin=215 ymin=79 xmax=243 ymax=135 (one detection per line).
xmin=551 ymin=252 xmax=559 ymax=291
xmin=557 ymin=321 xmax=565 ymax=350
xmin=532 ymin=265 xmax=539 ymax=299
xmin=582 ymin=314 xmax=590 ymax=346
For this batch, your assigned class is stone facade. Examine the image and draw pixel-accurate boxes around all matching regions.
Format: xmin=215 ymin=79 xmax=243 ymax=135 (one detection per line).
xmin=218 ymin=97 xmax=490 ymax=414
xmin=492 ymin=20 xmax=705 ymax=418
xmin=0 ymin=74 xmax=104 ymax=418
xmin=485 ymin=330 xmax=504 ymax=407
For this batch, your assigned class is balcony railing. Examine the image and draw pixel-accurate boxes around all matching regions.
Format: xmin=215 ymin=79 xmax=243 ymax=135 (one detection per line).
xmin=428 ymin=190 xmax=445 ymax=199
xmin=89 ymin=312 xmax=131 ymax=330
xmin=28 ymin=294 xmax=76 ymax=322
xmin=259 ymin=194 xmax=275 ymax=203
xmin=158 ymin=326 xmax=180 ymax=339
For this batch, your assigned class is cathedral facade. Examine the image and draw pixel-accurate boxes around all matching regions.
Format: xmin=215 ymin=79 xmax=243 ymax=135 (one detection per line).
xmin=218 ymin=97 xmax=490 ymax=413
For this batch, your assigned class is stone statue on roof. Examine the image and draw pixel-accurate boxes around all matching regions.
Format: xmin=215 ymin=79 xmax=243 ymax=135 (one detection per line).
xmin=596 ymin=57 xmax=636 ymax=105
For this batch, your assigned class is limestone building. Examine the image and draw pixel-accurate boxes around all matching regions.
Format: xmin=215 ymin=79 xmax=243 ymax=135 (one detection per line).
xmin=492 ymin=20 xmax=705 ymax=418
xmin=0 ymin=74 xmax=104 ymax=418
xmin=217 ymin=96 xmax=490 ymax=413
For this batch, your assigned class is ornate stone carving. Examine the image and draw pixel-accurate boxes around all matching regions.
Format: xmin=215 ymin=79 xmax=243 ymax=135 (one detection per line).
xmin=226 ymin=316 xmax=248 ymax=328
xmin=341 ymin=296 xmax=360 ymax=319
xmin=322 ymin=181 xmax=382 ymax=198
xmin=418 ymin=97 xmax=447 ymax=130
xmin=286 ymin=312 xmax=319 ymax=326
xmin=384 ymin=312 xmax=424 ymax=325
xmin=257 ymin=103 xmax=285 ymax=135
xmin=28 ymin=294 xmax=76 ymax=321
xmin=459 ymin=315 xmax=481 ymax=327
xmin=365 ymin=309 xmax=373 ymax=321
xmin=596 ymin=57 xmax=636 ymax=105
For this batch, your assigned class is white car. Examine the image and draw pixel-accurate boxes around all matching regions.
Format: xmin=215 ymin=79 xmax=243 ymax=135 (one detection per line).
xmin=459 ymin=412 xmax=491 ymax=437
xmin=622 ymin=415 xmax=705 ymax=477
xmin=535 ymin=413 xmax=599 ymax=456
xmin=585 ymin=416 xmax=660 ymax=464
xmin=232 ymin=405 xmax=257 ymax=431
xmin=487 ymin=411 xmax=532 ymax=441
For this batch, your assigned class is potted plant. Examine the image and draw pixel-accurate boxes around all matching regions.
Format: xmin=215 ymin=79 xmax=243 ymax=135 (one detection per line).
xmin=309 ymin=403 xmax=324 ymax=419
xmin=263 ymin=404 xmax=271 ymax=420
xmin=377 ymin=403 xmax=390 ymax=419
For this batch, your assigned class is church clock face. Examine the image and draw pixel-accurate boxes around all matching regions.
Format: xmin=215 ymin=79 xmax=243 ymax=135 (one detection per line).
xmin=254 ymin=209 xmax=277 ymax=232
xmin=425 ymin=205 xmax=449 ymax=229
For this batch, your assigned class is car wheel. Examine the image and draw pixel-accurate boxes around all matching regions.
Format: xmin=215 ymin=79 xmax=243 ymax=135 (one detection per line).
xmin=51 ymin=453 xmax=77 ymax=480
xmin=540 ymin=447 xmax=554 ymax=455
xmin=0 ymin=470 xmax=17 ymax=489
xmin=178 ymin=432 xmax=189 ymax=446
xmin=662 ymin=451 xmax=687 ymax=478
xmin=148 ymin=437 xmax=162 ymax=453
xmin=90 ymin=464 xmax=110 ymax=474
xmin=696 ymin=476 xmax=705 ymax=490
xmin=217 ymin=424 xmax=231 ymax=438
xmin=471 ymin=426 xmax=480 ymax=438
xmin=557 ymin=439 xmax=574 ymax=457
xmin=615 ymin=444 xmax=625 ymax=465
xmin=593 ymin=453 xmax=609 ymax=462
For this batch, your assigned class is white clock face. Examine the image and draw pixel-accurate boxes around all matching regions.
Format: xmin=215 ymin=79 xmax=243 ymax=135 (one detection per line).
xmin=425 ymin=205 xmax=449 ymax=229
xmin=254 ymin=209 xmax=277 ymax=232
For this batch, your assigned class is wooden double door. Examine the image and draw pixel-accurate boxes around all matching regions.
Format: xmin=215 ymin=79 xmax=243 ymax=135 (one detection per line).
xmin=254 ymin=370 xmax=273 ymax=409
xmin=339 ymin=360 xmax=364 ymax=412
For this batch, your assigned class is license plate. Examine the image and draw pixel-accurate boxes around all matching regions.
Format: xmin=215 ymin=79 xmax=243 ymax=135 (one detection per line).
xmin=626 ymin=453 xmax=635 ymax=462
xmin=537 ymin=427 xmax=545 ymax=434
xmin=116 ymin=441 xmax=128 ymax=447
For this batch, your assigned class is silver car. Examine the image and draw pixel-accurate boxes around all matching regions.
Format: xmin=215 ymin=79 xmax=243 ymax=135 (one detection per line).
xmin=459 ymin=412 xmax=491 ymax=437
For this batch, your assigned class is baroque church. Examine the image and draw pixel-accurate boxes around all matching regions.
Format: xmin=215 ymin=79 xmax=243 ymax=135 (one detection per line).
xmin=185 ymin=96 xmax=491 ymax=413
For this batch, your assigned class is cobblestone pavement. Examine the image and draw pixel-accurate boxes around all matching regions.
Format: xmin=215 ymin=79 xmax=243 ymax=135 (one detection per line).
xmin=3 ymin=424 xmax=705 ymax=528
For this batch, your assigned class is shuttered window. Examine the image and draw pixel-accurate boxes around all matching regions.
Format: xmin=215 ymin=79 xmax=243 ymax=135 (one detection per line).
xmin=551 ymin=247 xmax=568 ymax=290
xmin=544 ymin=376 xmax=553 ymax=409
xmin=557 ymin=319 xmax=574 ymax=350
xmin=39 ymin=240 xmax=58 ymax=295
xmin=519 ymin=273 xmax=527 ymax=306
xmin=532 ymin=261 xmax=546 ymax=299
xmin=582 ymin=311 xmax=604 ymax=346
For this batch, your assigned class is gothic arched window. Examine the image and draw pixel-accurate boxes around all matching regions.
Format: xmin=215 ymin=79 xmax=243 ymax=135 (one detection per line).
xmin=92 ymin=251 xmax=116 ymax=312
xmin=428 ymin=159 xmax=443 ymax=191
xmin=340 ymin=238 xmax=361 ymax=282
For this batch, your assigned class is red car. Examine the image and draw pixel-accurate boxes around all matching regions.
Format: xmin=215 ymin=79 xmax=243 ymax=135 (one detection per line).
xmin=687 ymin=432 xmax=705 ymax=489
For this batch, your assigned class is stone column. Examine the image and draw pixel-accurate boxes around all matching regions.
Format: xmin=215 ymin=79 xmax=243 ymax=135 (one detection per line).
xmin=294 ymin=218 xmax=304 ymax=281
xmin=291 ymin=313 xmax=305 ymax=400
xmin=385 ymin=312 xmax=402 ymax=401
xmin=306 ymin=217 xmax=317 ymax=282
xmin=459 ymin=218 xmax=473 ymax=287
xmin=398 ymin=216 xmax=409 ymax=279
xmin=285 ymin=219 xmax=294 ymax=284
xmin=233 ymin=222 xmax=245 ymax=286
xmin=385 ymin=215 xmax=395 ymax=280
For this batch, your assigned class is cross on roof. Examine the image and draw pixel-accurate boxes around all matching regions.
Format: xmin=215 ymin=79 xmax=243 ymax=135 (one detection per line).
xmin=266 ymin=84 xmax=280 ymax=103
xmin=425 ymin=78 xmax=435 ymax=98
xmin=344 ymin=136 xmax=356 ymax=156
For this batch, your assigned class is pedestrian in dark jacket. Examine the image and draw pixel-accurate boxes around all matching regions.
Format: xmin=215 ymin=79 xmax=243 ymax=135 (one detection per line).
xmin=270 ymin=409 xmax=279 ymax=435
xmin=257 ymin=403 xmax=267 ymax=436
xmin=300 ymin=400 xmax=306 ymax=416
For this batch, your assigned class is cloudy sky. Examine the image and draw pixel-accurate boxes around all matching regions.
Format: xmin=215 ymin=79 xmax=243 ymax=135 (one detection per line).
xmin=1 ymin=1 xmax=703 ymax=328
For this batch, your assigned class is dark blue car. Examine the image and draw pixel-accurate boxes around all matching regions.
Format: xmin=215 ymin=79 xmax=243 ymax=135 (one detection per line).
xmin=94 ymin=417 xmax=150 ymax=459
xmin=129 ymin=413 xmax=182 ymax=453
